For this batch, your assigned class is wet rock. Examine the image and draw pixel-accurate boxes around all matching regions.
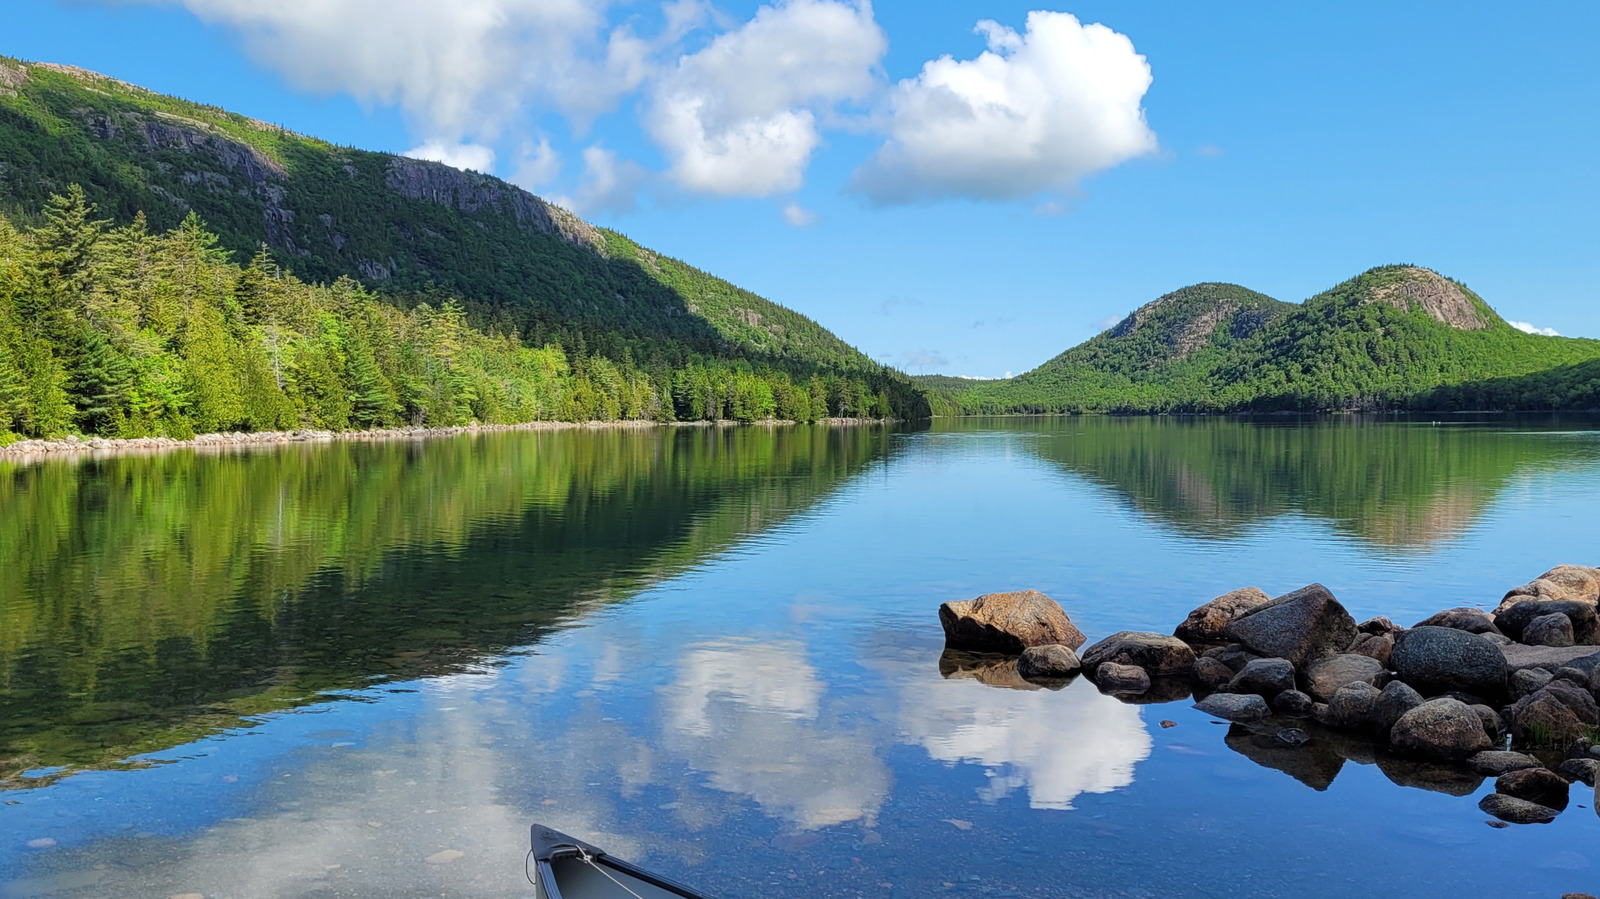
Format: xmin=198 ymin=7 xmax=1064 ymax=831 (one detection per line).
xmin=1510 ymin=667 xmax=1554 ymax=700
xmin=1376 ymin=756 xmax=1484 ymax=796
xmin=1304 ymin=654 xmax=1389 ymax=703
xmin=1347 ymin=632 xmax=1394 ymax=666
xmin=1227 ymin=657 xmax=1296 ymax=697
xmin=1478 ymin=792 xmax=1559 ymax=824
xmin=1390 ymin=626 xmax=1507 ymax=700
xmin=1415 ymin=607 xmax=1501 ymax=635
xmin=1094 ymin=662 xmax=1150 ymax=695
xmin=1497 ymin=767 xmax=1570 ymax=810
xmin=1195 ymin=692 xmax=1271 ymax=721
xmin=1223 ymin=584 xmax=1358 ymax=668
xmin=1390 ymin=698 xmax=1493 ymax=759
xmin=1371 ymin=680 xmax=1424 ymax=733
xmin=1193 ymin=656 xmax=1236 ymax=690
xmin=1495 ymin=599 xmax=1598 ymax=644
xmin=1524 ymin=613 xmax=1576 ymax=648
xmin=1017 ymin=644 xmax=1081 ymax=682
xmin=1559 ymin=757 xmax=1600 ymax=787
xmin=1277 ymin=728 xmax=1310 ymax=745
xmin=1272 ymin=689 xmax=1315 ymax=717
xmin=1124 ymin=676 xmax=1193 ymax=704
xmin=938 ymin=651 xmax=1041 ymax=691
xmin=1325 ymin=682 xmax=1382 ymax=730
xmin=1081 ymin=632 xmax=1196 ymax=678
xmin=1174 ymin=587 xmax=1273 ymax=646
xmin=1467 ymin=750 xmax=1543 ymax=776
xmin=1501 ymin=644 xmax=1600 ymax=676
xmin=939 ymin=590 xmax=1086 ymax=654
xmin=1357 ymin=615 xmax=1396 ymax=636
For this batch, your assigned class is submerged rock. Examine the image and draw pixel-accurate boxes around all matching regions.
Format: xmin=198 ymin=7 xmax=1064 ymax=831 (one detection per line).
xmin=1174 ymin=587 xmax=1274 ymax=646
xmin=1304 ymin=654 xmax=1389 ymax=703
xmin=1390 ymin=626 xmax=1506 ymax=700
xmin=1478 ymin=792 xmax=1559 ymax=825
xmin=1081 ymin=632 xmax=1196 ymax=678
xmin=1017 ymin=644 xmax=1081 ymax=682
xmin=1223 ymin=584 xmax=1358 ymax=668
xmin=1095 ymin=662 xmax=1150 ymax=695
xmin=1194 ymin=692 xmax=1270 ymax=722
xmin=939 ymin=590 xmax=1085 ymax=654
xmin=1390 ymin=698 xmax=1493 ymax=759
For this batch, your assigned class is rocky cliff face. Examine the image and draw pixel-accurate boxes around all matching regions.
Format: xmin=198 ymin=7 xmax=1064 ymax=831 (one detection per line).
xmin=1109 ymin=284 xmax=1288 ymax=361
xmin=383 ymin=157 xmax=601 ymax=252
xmin=1364 ymin=267 xmax=1492 ymax=330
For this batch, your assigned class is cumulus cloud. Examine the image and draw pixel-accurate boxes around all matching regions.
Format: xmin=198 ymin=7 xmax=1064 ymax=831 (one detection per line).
xmin=646 ymin=0 xmax=886 ymax=196
xmin=156 ymin=0 xmax=655 ymax=141
xmin=553 ymin=144 xmax=651 ymax=215
xmin=1509 ymin=321 xmax=1560 ymax=337
xmin=781 ymin=202 xmax=819 ymax=227
xmin=852 ymin=11 xmax=1157 ymax=204
xmin=403 ymin=140 xmax=496 ymax=172
xmin=898 ymin=349 xmax=949 ymax=370
xmin=509 ymin=137 xmax=561 ymax=190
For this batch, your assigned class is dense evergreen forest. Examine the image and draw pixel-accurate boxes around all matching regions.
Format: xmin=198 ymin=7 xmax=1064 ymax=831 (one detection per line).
xmin=933 ymin=268 xmax=1600 ymax=414
xmin=0 ymin=189 xmax=916 ymax=443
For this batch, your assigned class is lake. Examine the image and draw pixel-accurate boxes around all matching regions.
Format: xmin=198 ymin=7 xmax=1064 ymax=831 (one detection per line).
xmin=3 ymin=416 xmax=1599 ymax=898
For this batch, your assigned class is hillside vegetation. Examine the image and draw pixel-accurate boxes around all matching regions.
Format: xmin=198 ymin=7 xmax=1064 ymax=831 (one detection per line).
xmin=938 ymin=267 xmax=1600 ymax=414
xmin=0 ymin=58 xmax=926 ymax=438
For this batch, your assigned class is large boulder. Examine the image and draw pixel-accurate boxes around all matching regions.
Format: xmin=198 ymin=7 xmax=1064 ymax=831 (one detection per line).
xmin=939 ymin=590 xmax=1086 ymax=653
xmin=1414 ymin=607 xmax=1501 ymax=635
xmin=1390 ymin=626 xmax=1506 ymax=699
xmin=1501 ymin=644 xmax=1600 ymax=676
xmin=1509 ymin=681 xmax=1598 ymax=747
xmin=1017 ymin=644 xmax=1081 ymax=682
xmin=1390 ymin=698 xmax=1493 ymax=759
xmin=1324 ymin=682 xmax=1381 ymax=730
xmin=1174 ymin=587 xmax=1274 ymax=646
xmin=1347 ymin=632 xmax=1394 ymax=666
xmin=1094 ymin=662 xmax=1150 ymax=695
xmin=1304 ymin=654 xmax=1389 ymax=703
xmin=1194 ymin=692 xmax=1270 ymax=722
xmin=1080 ymin=632 xmax=1196 ymax=678
xmin=1222 ymin=584 xmax=1357 ymax=668
xmin=1524 ymin=613 xmax=1576 ymax=648
xmin=1510 ymin=667 xmax=1554 ymax=700
xmin=1498 ymin=565 xmax=1600 ymax=609
xmin=1496 ymin=767 xmax=1570 ymax=811
xmin=1370 ymin=680 xmax=1424 ymax=733
xmin=1467 ymin=750 xmax=1543 ymax=776
xmin=1227 ymin=658 xmax=1296 ymax=697
xmin=1495 ymin=599 xmax=1598 ymax=644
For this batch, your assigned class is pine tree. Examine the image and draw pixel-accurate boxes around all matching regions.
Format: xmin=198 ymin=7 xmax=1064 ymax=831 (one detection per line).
xmin=235 ymin=244 xmax=277 ymax=325
xmin=71 ymin=327 xmax=133 ymax=434
xmin=34 ymin=185 xmax=107 ymax=293
xmin=0 ymin=337 xmax=23 ymax=436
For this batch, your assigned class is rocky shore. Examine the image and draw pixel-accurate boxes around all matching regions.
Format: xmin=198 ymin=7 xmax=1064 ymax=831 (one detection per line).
xmin=938 ymin=568 xmax=1600 ymax=829
xmin=0 ymin=417 xmax=895 ymax=463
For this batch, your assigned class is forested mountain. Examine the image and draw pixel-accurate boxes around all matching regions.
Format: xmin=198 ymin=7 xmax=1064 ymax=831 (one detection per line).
xmin=936 ymin=266 xmax=1600 ymax=413
xmin=0 ymin=58 xmax=926 ymax=440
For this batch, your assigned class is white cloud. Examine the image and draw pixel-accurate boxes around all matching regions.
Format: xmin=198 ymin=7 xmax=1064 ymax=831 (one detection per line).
xmin=552 ymin=144 xmax=650 ymax=215
xmin=645 ymin=0 xmax=886 ymax=196
xmin=781 ymin=202 xmax=819 ymax=227
xmin=898 ymin=349 xmax=949 ymax=370
xmin=1509 ymin=320 xmax=1560 ymax=337
xmin=509 ymin=137 xmax=561 ymax=190
xmin=403 ymin=140 xmax=496 ymax=172
xmin=853 ymin=11 xmax=1157 ymax=204
xmin=159 ymin=0 xmax=653 ymax=141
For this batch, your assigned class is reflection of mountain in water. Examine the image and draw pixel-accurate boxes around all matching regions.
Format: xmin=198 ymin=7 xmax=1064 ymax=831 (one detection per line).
xmin=955 ymin=415 xmax=1600 ymax=550
xmin=0 ymin=425 xmax=894 ymax=784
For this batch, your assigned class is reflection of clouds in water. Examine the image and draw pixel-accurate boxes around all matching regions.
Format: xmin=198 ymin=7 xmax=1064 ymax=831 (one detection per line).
xmin=884 ymin=652 xmax=1152 ymax=810
xmin=662 ymin=639 xmax=889 ymax=830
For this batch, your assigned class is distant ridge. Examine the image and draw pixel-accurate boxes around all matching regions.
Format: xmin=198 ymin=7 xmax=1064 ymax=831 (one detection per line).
xmin=929 ymin=266 xmax=1600 ymax=414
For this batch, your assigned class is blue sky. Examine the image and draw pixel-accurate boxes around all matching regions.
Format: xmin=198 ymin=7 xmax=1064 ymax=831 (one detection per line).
xmin=7 ymin=1 xmax=1599 ymax=377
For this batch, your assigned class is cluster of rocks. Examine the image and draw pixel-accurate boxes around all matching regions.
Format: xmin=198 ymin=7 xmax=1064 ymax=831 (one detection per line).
xmin=0 ymin=420 xmax=658 ymax=461
xmin=938 ymin=567 xmax=1600 ymax=826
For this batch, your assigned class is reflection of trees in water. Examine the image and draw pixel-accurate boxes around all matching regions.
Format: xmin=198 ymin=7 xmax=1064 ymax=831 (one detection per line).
xmin=0 ymin=425 xmax=893 ymax=784
xmin=951 ymin=415 xmax=1600 ymax=550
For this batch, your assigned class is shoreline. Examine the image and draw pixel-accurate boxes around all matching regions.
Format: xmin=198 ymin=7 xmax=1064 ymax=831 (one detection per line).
xmin=0 ymin=417 xmax=899 ymax=463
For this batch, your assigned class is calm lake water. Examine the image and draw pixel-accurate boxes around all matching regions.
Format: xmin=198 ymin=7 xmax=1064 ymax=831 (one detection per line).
xmin=3 ymin=416 xmax=1600 ymax=898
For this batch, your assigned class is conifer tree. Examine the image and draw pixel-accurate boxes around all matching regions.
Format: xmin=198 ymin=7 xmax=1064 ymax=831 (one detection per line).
xmin=71 ymin=327 xmax=133 ymax=433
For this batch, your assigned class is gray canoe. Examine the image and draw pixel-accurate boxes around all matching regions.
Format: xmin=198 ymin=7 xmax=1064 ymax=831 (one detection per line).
xmin=530 ymin=824 xmax=714 ymax=899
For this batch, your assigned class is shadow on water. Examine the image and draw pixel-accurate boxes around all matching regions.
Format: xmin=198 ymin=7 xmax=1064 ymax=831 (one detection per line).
xmin=936 ymin=414 xmax=1600 ymax=550
xmin=0 ymin=424 xmax=899 ymax=786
